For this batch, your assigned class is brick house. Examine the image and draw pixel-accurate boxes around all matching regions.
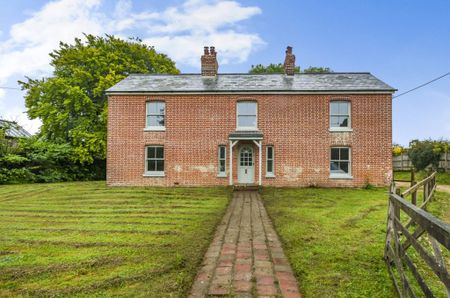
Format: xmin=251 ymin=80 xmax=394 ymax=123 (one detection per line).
xmin=106 ymin=46 xmax=395 ymax=187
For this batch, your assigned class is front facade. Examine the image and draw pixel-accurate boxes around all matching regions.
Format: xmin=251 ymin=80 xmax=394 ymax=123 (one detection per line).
xmin=106 ymin=47 xmax=395 ymax=187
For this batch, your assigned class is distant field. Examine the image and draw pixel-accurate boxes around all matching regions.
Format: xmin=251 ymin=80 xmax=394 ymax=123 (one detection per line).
xmin=0 ymin=182 xmax=231 ymax=297
xmin=262 ymin=187 xmax=449 ymax=297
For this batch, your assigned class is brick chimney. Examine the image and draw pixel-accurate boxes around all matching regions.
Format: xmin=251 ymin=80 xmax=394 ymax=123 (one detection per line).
xmin=201 ymin=46 xmax=218 ymax=76
xmin=283 ymin=46 xmax=296 ymax=75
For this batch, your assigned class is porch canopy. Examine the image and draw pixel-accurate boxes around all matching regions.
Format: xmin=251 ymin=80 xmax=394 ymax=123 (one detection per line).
xmin=228 ymin=130 xmax=263 ymax=186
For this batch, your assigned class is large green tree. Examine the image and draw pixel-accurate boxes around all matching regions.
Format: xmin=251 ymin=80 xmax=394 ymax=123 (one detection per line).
xmin=19 ymin=34 xmax=179 ymax=164
xmin=249 ymin=63 xmax=332 ymax=74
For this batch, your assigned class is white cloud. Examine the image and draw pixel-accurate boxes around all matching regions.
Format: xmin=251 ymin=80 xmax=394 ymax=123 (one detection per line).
xmin=147 ymin=0 xmax=261 ymax=34
xmin=0 ymin=0 xmax=264 ymax=133
xmin=0 ymin=0 xmax=105 ymax=82
xmin=113 ymin=0 xmax=264 ymax=67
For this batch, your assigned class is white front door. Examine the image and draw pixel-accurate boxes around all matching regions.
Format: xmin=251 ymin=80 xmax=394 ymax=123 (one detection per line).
xmin=238 ymin=146 xmax=254 ymax=184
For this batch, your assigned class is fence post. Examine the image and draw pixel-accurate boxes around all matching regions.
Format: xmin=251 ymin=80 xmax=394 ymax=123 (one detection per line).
xmin=411 ymin=169 xmax=417 ymax=205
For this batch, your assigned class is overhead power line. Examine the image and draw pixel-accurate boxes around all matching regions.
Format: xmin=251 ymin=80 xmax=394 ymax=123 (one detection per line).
xmin=0 ymin=86 xmax=21 ymax=90
xmin=394 ymin=71 xmax=450 ymax=98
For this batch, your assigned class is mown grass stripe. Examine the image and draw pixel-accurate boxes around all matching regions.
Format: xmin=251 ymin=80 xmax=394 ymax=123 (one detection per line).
xmin=0 ymin=256 xmax=128 ymax=281
xmin=0 ymin=238 xmax=176 ymax=249
xmin=0 ymin=204 xmax=214 ymax=211
xmin=0 ymin=227 xmax=180 ymax=235
xmin=0 ymin=208 xmax=216 ymax=215
xmin=0 ymin=200 xmax=214 ymax=207
xmin=0 ymin=218 xmax=189 ymax=226
xmin=0 ymin=213 xmax=199 ymax=220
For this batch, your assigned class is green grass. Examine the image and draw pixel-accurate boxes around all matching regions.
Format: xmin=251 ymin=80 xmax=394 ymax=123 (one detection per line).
xmin=261 ymin=187 xmax=449 ymax=297
xmin=394 ymin=170 xmax=450 ymax=185
xmin=0 ymin=181 xmax=231 ymax=297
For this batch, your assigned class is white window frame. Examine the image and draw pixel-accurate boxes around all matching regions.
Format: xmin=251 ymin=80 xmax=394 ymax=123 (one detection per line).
xmin=266 ymin=145 xmax=275 ymax=177
xmin=218 ymin=145 xmax=227 ymax=177
xmin=145 ymin=101 xmax=166 ymax=131
xmin=329 ymin=100 xmax=352 ymax=132
xmin=144 ymin=145 xmax=165 ymax=177
xmin=236 ymin=101 xmax=258 ymax=131
xmin=329 ymin=147 xmax=352 ymax=179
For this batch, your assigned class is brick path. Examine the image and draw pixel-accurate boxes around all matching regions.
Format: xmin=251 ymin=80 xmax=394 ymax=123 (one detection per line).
xmin=189 ymin=191 xmax=301 ymax=297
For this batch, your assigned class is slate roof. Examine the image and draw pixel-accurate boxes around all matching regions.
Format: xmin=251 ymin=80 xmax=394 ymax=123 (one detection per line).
xmin=229 ymin=130 xmax=264 ymax=140
xmin=0 ymin=120 xmax=32 ymax=138
xmin=106 ymin=73 xmax=395 ymax=94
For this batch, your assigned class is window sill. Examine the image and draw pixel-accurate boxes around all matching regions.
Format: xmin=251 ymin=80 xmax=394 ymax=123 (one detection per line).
xmin=329 ymin=127 xmax=353 ymax=132
xmin=265 ymin=173 xmax=275 ymax=178
xmin=144 ymin=127 xmax=166 ymax=132
xmin=236 ymin=127 xmax=258 ymax=131
xmin=329 ymin=174 xmax=353 ymax=180
xmin=143 ymin=172 xmax=165 ymax=177
xmin=217 ymin=173 xmax=227 ymax=178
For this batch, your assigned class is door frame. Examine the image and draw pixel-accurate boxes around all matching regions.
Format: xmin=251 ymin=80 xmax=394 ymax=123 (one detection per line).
xmin=238 ymin=145 xmax=255 ymax=184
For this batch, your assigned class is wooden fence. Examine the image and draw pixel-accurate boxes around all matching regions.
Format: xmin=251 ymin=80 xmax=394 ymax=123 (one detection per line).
xmin=384 ymin=173 xmax=450 ymax=297
xmin=393 ymin=153 xmax=450 ymax=171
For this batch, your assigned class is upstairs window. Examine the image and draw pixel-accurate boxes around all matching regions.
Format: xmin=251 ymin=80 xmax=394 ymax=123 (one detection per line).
xmin=145 ymin=146 xmax=164 ymax=176
xmin=330 ymin=147 xmax=351 ymax=177
xmin=330 ymin=101 xmax=350 ymax=129
xmin=237 ymin=101 xmax=257 ymax=130
xmin=218 ymin=145 xmax=226 ymax=177
xmin=146 ymin=101 xmax=165 ymax=130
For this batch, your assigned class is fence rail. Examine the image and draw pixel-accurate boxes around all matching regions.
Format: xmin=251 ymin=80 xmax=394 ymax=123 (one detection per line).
xmin=393 ymin=153 xmax=450 ymax=171
xmin=385 ymin=173 xmax=450 ymax=297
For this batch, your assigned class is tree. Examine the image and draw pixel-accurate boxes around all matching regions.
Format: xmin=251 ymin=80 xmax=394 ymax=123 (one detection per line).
xmin=303 ymin=66 xmax=332 ymax=73
xmin=408 ymin=140 xmax=442 ymax=171
xmin=19 ymin=34 xmax=179 ymax=164
xmin=249 ymin=63 xmax=300 ymax=74
xmin=248 ymin=64 xmax=331 ymax=74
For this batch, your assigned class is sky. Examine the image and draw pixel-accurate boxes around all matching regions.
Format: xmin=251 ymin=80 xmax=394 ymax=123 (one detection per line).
xmin=0 ymin=0 xmax=449 ymax=146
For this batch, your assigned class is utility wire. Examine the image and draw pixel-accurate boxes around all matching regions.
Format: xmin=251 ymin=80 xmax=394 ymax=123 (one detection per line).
xmin=394 ymin=71 xmax=450 ymax=98
xmin=0 ymin=86 xmax=21 ymax=90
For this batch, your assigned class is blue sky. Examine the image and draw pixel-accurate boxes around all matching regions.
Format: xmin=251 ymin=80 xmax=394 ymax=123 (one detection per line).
xmin=0 ymin=0 xmax=449 ymax=146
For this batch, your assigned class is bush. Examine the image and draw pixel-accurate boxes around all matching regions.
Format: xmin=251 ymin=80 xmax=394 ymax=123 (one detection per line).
xmin=408 ymin=140 xmax=442 ymax=171
xmin=392 ymin=144 xmax=404 ymax=156
xmin=0 ymin=135 xmax=105 ymax=184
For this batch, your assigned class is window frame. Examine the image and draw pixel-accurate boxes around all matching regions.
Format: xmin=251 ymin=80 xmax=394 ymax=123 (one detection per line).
xmin=145 ymin=101 xmax=166 ymax=131
xmin=236 ymin=101 xmax=258 ymax=131
xmin=266 ymin=145 xmax=275 ymax=177
xmin=329 ymin=147 xmax=352 ymax=179
xmin=218 ymin=145 xmax=227 ymax=177
xmin=144 ymin=145 xmax=165 ymax=177
xmin=329 ymin=100 xmax=352 ymax=132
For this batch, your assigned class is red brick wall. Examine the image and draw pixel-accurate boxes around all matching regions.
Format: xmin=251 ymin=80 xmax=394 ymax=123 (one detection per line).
xmin=107 ymin=94 xmax=392 ymax=187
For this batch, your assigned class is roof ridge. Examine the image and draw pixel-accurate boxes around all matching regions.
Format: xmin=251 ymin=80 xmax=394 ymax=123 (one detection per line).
xmin=128 ymin=72 xmax=372 ymax=76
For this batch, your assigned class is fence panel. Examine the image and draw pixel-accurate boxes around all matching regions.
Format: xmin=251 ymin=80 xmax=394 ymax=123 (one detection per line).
xmin=393 ymin=153 xmax=450 ymax=171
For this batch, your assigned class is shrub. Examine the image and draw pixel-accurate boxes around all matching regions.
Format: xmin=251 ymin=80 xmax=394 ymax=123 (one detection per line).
xmin=0 ymin=135 xmax=105 ymax=184
xmin=408 ymin=140 xmax=442 ymax=171
xmin=392 ymin=145 xmax=404 ymax=156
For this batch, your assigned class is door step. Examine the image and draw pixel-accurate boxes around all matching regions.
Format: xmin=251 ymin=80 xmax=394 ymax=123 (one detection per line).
xmin=233 ymin=184 xmax=260 ymax=191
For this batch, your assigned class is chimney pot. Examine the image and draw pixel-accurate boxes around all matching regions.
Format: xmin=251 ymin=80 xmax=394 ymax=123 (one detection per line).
xmin=201 ymin=46 xmax=219 ymax=76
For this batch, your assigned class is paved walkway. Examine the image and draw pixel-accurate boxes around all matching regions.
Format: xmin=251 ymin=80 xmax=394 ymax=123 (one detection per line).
xmin=189 ymin=191 xmax=301 ymax=297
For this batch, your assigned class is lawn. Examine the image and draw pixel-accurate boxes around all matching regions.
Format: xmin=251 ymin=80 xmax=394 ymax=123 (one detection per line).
xmin=0 ymin=182 xmax=231 ymax=297
xmin=261 ymin=187 xmax=450 ymax=298
xmin=394 ymin=170 xmax=450 ymax=185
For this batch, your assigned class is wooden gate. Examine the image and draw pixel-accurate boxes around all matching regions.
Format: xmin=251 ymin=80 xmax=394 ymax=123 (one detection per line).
xmin=385 ymin=173 xmax=450 ymax=297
